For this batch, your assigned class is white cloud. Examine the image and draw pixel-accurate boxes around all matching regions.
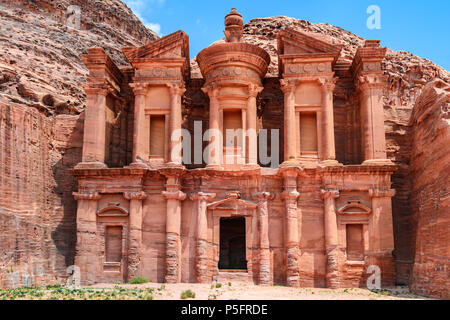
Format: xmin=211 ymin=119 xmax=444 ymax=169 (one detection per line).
xmin=123 ymin=0 xmax=164 ymax=36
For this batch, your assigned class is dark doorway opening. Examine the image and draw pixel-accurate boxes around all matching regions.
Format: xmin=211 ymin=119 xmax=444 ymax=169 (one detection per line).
xmin=219 ymin=217 xmax=247 ymax=270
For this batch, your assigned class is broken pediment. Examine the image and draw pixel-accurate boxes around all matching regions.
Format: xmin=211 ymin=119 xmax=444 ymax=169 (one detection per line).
xmin=122 ymin=30 xmax=189 ymax=63
xmin=97 ymin=203 xmax=129 ymax=217
xmin=277 ymin=28 xmax=343 ymax=59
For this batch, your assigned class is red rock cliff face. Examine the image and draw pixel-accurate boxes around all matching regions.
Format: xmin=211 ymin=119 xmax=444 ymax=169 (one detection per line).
xmin=409 ymin=80 xmax=449 ymax=299
xmin=0 ymin=0 xmax=157 ymax=286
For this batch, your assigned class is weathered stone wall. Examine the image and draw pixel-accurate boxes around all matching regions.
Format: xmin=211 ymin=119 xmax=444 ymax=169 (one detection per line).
xmin=409 ymin=80 xmax=449 ymax=299
xmin=0 ymin=0 xmax=156 ymax=287
xmin=0 ymin=102 xmax=81 ymax=286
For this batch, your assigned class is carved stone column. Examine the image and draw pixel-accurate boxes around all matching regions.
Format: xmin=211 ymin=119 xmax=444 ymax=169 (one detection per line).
xmin=319 ymin=77 xmax=338 ymax=163
xmin=253 ymin=192 xmax=274 ymax=285
xmin=162 ymin=190 xmax=186 ymax=283
xmin=81 ymin=87 xmax=108 ymax=168
xmin=202 ymin=83 xmax=222 ymax=166
xmin=73 ymin=191 xmax=101 ymax=285
xmin=190 ymin=192 xmax=216 ymax=283
xmin=356 ymin=74 xmax=390 ymax=164
xmin=168 ymin=83 xmax=186 ymax=164
xmin=321 ymin=188 xmax=340 ymax=289
xmin=130 ymin=83 xmax=149 ymax=165
xmin=124 ymin=191 xmax=147 ymax=280
xmin=281 ymin=80 xmax=297 ymax=162
xmin=247 ymin=84 xmax=263 ymax=165
xmin=280 ymin=167 xmax=300 ymax=287
xmin=368 ymin=188 xmax=396 ymax=285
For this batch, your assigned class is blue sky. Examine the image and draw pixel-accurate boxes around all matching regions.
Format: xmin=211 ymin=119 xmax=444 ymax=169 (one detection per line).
xmin=123 ymin=0 xmax=449 ymax=70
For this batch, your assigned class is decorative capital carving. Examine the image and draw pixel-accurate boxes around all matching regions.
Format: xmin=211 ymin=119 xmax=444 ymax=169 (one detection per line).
xmin=130 ymin=83 xmax=149 ymax=95
xmin=73 ymin=191 xmax=101 ymax=201
xmin=162 ymin=190 xmax=186 ymax=201
xmin=253 ymin=192 xmax=275 ymax=202
xmin=167 ymin=82 xmax=186 ymax=96
xmin=318 ymin=77 xmax=338 ymax=92
xmin=190 ymin=192 xmax=216 ymax=202
xmin=124 ymin=191 xmax=148 ymax=201
xmin=248 ymin=84 xmax=264 ymax=98
xmin=321 ymin=189 xmax=340 ymax=200
xmin=282 ymin=191 xmax=300 ymax=201
xmin=201 ymin=82 xmax=220 ymax=98
xmin=355 ymin=74 xmax=387 ymax=91
xmin=368 ymin=188 xmax=396 ymax=198
xmin=280 ymin=79 xmax=296 ymax=93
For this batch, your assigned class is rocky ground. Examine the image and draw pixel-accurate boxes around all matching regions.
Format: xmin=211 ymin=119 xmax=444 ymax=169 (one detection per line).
xmin=0 ymin=282 xmax=432 ymax=300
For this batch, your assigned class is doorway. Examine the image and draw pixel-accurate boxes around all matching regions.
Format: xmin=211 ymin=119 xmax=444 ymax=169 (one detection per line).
xmin=219 ymin=217 xmax=247 ymax=270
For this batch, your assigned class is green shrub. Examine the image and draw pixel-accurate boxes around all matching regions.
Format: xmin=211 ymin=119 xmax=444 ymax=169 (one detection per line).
xmin=129 ymin=277 xmax=150 ymax=284
xmin=181 ymin=290 xmax=196 ymax=299
xmin=228 ymin=282 xmax=232 ymax=287
xmin=215 ymin=283 xmax=222 ymax=288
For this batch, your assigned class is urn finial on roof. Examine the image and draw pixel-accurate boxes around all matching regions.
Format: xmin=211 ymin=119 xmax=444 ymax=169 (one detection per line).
xmin=224 ymin=8 xmax=243 ymax=43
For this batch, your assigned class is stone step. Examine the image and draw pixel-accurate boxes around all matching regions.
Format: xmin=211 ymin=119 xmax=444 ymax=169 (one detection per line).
xmin=216 ymin=270 xmax=251 ymax=284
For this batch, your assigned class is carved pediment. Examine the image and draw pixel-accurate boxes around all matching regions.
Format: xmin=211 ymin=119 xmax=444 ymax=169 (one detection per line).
xmin=97 ymin=203 xmax=129 ymax=217
xmin=122 ymin=30 xmax=189 ymax=63
xmin=337 ymin=200 xmax=371 ymax=224
xmin=277 ymin=28 xmax=343 ymax=58
xmin=208 ymin=191 xmax=257 ymax=212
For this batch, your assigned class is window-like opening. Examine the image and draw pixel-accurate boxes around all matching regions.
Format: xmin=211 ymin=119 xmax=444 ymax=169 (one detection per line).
xmin=105 ymin=226 xmax=122 ymax=263
xmin=150 ymin=115 xmax=165 ymax=157
xmin=223 ymin=110 xmax=243 ymax=149
xmin=219 ymin=217 xmax=246 ymax=270
xmin=300 ymin=112 xmax=318 ymax=153
xmin=346 ymin=224 xmax=364 ymax=261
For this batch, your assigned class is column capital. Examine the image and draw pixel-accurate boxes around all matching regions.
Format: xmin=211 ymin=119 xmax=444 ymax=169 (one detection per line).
xmin=355 ymin=74 xmax=387 ymax=92
xmin=248 ymin=84 xmax=264 ymax=98
xmin=167 ymin=82 xmax=186 ymax=96
xmin=282 ymin=191 xmax=300 ymax=201
xmin=253 ymin=192 xmax=275 ymax=202
xmin=163 ymin=190 xmax=186 ymax=201
xmin=280 ymin=79 xmax=296 ymax=93
xmin=84 ymin=86 xmax=109 ymax=96
xmin=369 ymin=188 xmax=396 ymax=198
xmin=190 ymin=192 xmax=216 ymax=202
xmin=321 ymin=189 xmax=340 ymax=199
xmin=124 ymin=191 xmax=148 ymax=201
xmin=318 ymin=77 xmax=338 ymax=92
xmin=73 ymin=191 xmax=101 ymax=201
xmin=201 ymin=82 xmax=220 ymax=97
xmin=130 ymin=82 xmax=149 ymax=95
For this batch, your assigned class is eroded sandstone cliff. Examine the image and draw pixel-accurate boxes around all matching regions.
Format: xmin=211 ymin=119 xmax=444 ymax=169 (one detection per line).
xmin=0 ymin=0 xmax=157 ymax=286
xmin=409 ymin=80 xmax=449 ymax=299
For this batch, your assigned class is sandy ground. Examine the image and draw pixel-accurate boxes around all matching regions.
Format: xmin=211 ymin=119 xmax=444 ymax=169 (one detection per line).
xmin=88 ymin=282 xmax=432 ymax=300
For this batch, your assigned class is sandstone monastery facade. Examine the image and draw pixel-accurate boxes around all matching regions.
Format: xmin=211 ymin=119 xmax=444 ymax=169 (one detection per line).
xmin=73 ymin=9 xmax=398 ymax=288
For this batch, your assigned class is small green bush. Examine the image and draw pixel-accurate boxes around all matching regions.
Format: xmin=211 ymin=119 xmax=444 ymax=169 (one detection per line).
xmin=129 ymin=277 xmax=150 ymax=284
xmin=181 ymin=289 xmax=196 ymax=299
xmin=215 ymin=283 xmax=222 ymax=288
